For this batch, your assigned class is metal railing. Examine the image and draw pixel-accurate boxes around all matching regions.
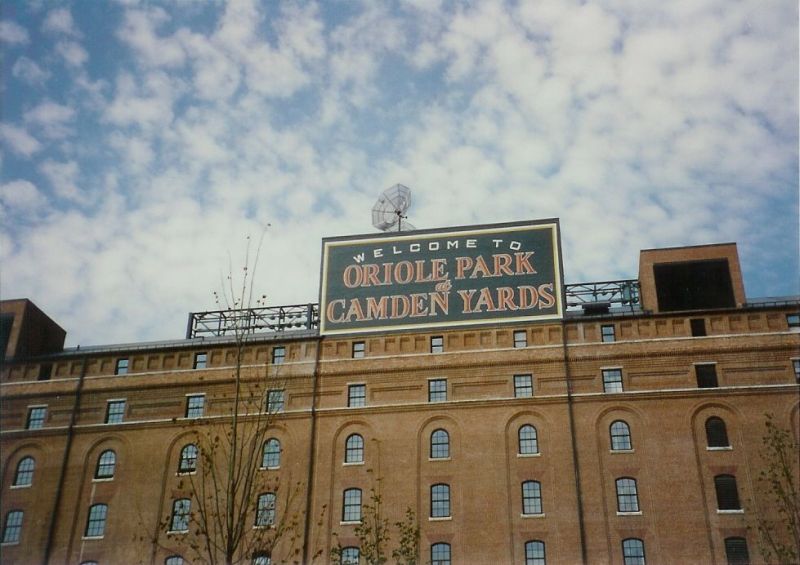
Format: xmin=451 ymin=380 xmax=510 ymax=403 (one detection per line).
xmin=186 ymin=304 xmax=319 ymax=339
xmin=563 ymin=279 xmax=640 ymax=309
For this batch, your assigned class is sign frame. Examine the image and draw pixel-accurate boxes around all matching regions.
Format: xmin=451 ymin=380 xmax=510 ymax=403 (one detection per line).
xmin=319 ymin=219 xmax=565 ymax=336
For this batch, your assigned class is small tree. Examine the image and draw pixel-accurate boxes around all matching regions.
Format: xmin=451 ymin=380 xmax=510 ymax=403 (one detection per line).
xmin=148 ymin=234 xmax=304 ymax=564
xmin=754 ymin=413 xmax=800 ymax=565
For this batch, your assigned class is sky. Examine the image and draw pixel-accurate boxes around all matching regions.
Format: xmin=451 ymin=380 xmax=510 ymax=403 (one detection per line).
xmin=1 ymin=0 xmax=797 ymax=347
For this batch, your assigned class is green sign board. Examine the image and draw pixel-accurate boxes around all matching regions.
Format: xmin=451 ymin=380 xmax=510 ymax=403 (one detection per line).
xmin=319 ymin=220 xmax=564 ymax=335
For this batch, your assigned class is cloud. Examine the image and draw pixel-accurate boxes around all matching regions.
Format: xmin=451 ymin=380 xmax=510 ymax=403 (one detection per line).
xmin=11 ymin=56 xmax=51 ymax=85
xmin=0 ymin=180 xmax=48 ymax=213
xmin=0 ymin=124 xmax=42 ymax=157
xmin=39 ymin=160 xmax=82 ymax=201
xmin=24 ymin=101 xmax=76 ymax=139
xmin=117 ymin=7 xmax=186 ymax=68
xmin=0 ymin=20 xmax=29 ymax=45
xmin=42 ymin=7 xmax=82 ymax=37
xmin=56 ymin=40 xmax=89 ymax=67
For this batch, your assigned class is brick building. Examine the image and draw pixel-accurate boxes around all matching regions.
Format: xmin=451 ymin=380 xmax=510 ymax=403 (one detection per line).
xmin=1 ymin=226 xmax=798 ymax=565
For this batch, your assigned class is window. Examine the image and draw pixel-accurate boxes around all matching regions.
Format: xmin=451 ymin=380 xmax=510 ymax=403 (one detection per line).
xmin=13 ymin=457 xmax=34 ymax=486
xmin=610 ymin=421 xmax=632 ymax=451
xmin=724 ymin=537 xmax=750 ymax=565
xmin=430 ymin=429 xmax=450 ymax=459
xmin=428 ymin=379 xmax=447 ymax=402
xmin=705 ymin=417 xmax=730 ymax=448
xmin=714 ymin=475 xmax=741 ymax=510
xmin=256 ymin=493 xmax=276 ymax=527
xmin=622 ymin=538 xmax=646 ymax=565
xmin=616 ymin=478 xmax=640 ymax=512
xmin=431 ymin=484 xmax=450 ymax=518
xmin=696 ymin=364 xmax=718 ymax=388
xmin=105 ymin=400 xmax=126 ymax=424
xmin=514 ymin=330 xmax=527 ymax=348
xmin=690 ymin=318 xmax=707 ymax=337
xmin=430 ymin=336 xmax=444 ymax=353
xmin=352 ymin=341 xmax=365 ymax=358
xmin=115 ymin=358 xmax=129 ymax=375
xmin=794 ymin=359 xmax=800 ymax=382
xmin=271 ymin=346 xmax=285 ymax=365
xmin=81 ymin=562 xmax=99 ymax=565
xmin=2 ymin=510 xmax=22 ymax=544
xmin=348 ymin=384 xmax=366 ymax=408
xmin=26 ymin=406 xmax=46 ymax=429
xmin=165 ymin=556 xmax=184 ymax=565
xmin=262 ymin=439 xmax=281 ymax=468
xmin=170 ymin=498 xmax=191 ymax=532
xmin=252 ymin=553 xmax=271 ymax=565
xmin=342 ymin=488 xmax=362 ymax=522
xmin=430 ymin=542 xmax=451 ymax=565
xmin=786 ymin=313 xmax=800 ymax=330
xmin=38 ymin=364 xmax=52 ymax=381
xmin=193 ymin=352 xmax=207 ymax=369
xmin=514 ymin=374 xmax=533 ymax=398
xmin=518 ymin=424 xmax=539 ymax=455
xmin=522 ymin=481 xmax=543 ymax=515
xmin=185 ymin=395 xmax=205 ymax=418
xmin=179 ymin=444 xmax=198 ymax=473
xmin=85 ymin=503 xmax=107 ymax=538
xmin=602 ymin=369 xmax=623 ymax=393
xmin=341 ymin=547 xmax=360 ymax=565
xmin=267 ymin=390 xmax=284 ymax=413
xmin=345 ymin=434 xmax=364 ymax=464
xmin=525 ymin=540 xmax=546 ymax=565
xmin=601 ymin=324 xmax=616 ymax=343
xmin=95 ymin=450 xmax=116 ymax=479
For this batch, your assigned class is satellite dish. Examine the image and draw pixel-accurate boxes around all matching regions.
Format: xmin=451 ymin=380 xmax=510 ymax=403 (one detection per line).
xmin=372 ymin=184 xmax=416 ymax=232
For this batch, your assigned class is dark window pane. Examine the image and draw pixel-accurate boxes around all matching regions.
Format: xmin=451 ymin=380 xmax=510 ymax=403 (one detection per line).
xmin=696 ymin=364 xmax=718 ymax=388
xmin=715 ymin=475 xmax=741 ymax=510
xmin=724 ymin=537 xmax=750 ymax=565
xmin=705 ymin=417 xmax=730 ymax=448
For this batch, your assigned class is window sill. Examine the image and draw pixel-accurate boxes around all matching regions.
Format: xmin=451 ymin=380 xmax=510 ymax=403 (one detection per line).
xmin=253 ymin=524 xmax=275 ymax=530
xmin=259 ymin=467 xmax=280 ymax=471
xmin=706 ymin=446 xmax=732 ymax=451
xmin=92 ymin=477 xmax=114 ymax=483
xmin=167 ymin=530 xmax=188 ymax=535
xmin=9 ymin=484 xmax=31 ymax=489
xmin=340 ymin=520 xmax=361 ymax=526
xmin=521 ymin=513 xmax=545 ymax=518
xmin=0 ymin=541 xmax=19 ymax=546
xmin=517 ymin=453 xmax=541 ymax=458
xmin=82 ymin=536 xmax=105 ymax=540
xmin=177 ymin=471 xmax=197 ymax=476
xmin=429 ymin=516 xmax=452 ymax=522
xmin=717 ymin=509 xmax=744 ymax=514
xmin=428 ymin=457 xmax=451 ymax=462
xmin=343 ymin=462 xmax=364 ymax=467
xmin=610 ymin=449 xmax=634 ymax=454
xmin=616 ymin=511 xmax=642 ymax=516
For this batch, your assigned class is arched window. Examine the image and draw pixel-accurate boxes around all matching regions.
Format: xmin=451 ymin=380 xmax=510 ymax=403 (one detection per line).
xmin=431 ymin=484 xmax=451 ymax=518
xmin=341 ymin=547 xmax=360 ymax=565
xmin=95 ymin=450 xmax=116 ymax=479
xmin=179 ymin=444 xmax=198 ymax=474
xmin=705 ymin=417 xmax=730 ymax=448
xmin=622 ymin=538 xmax=646 ymax=565
xmin=522 ymin=481 xmax=542 ymax=515
xmin=345 ymin=434 xmax=364 ymax=463
xmin=165 ymin=557 xmax=184 ymax=565
xmin=262 ymin=438 xmax=281 ymax=468
xmin=714 ymin=475 xmax=741 ymax=510
xmin=610 ymin=420 xmax=632 ymax=451
xmin=85 ymin=504 xmax=107 ymax=538
xmin=256 ymin=493 xmax=276 ymax=527
xmin=342 ymin=488 xmax=362 ymax=522
xmin=518 ymin=425 xmax=539 ymax=455
xmin=13 ymin=457 xmax=35 ymax=486
xmin=616 ymin=478 xmax=640 ymax=512
xmin=170 ymin=499 xmax=191 ymax=532
xmin=81 ymin=562 xmax=99 ymax=565
xmin=430 ymin=429 xmax=450 ymax=459
xmin=2 ymin=510 xmax=23 ymax=544
xmin=724 ymin=537 xmax=750 ymax=565
xmin=430 ymin=542 xmax=451 ymax=565
xmin=525 ymin=540 xmax=546 ymax=565
xmin=252 ymin=552 xmax=270 ymax=565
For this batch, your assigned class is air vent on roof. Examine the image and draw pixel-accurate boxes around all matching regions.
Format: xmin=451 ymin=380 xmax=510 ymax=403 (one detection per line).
xmin=582 ymin=302 xmax=611 ymax=315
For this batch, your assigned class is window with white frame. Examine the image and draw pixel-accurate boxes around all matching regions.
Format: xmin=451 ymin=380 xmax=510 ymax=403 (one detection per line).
xmin=514 ymin=374 xmax=533 ymax=398
xmin=514 ymin=330 xmax=527 ymax=348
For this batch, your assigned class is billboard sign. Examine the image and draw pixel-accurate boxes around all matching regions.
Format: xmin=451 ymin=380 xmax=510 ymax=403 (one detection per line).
xmin=319 ymin=219 xmax=563 ymax=335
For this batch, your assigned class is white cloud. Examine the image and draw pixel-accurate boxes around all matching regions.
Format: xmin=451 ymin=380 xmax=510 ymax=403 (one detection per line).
xmin=0 ymin=180 xmax=48 ymax=213
xmin=39 ymin=160 xmax=82 ymax=201
xmin=0 ymin=20 xmax=29 ymax=45
xmin=56 ymin=40 xmax=89 ymax=67
xmin=42 ymin=7 xmax=82 ymax=37
xmin=12 ymin=56 xmax=51 ymax=85
xmin=24 ymin=101 xmax=76 ymax=139
xmin=117 ymin=7 xmax=186 ymax=68
xmin=0 ymin=124 xmax=42 ymax=157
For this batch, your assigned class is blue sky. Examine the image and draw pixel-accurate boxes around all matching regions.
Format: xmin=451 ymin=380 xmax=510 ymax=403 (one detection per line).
xmin=1 ymin=0 xmax=797 ymax=346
